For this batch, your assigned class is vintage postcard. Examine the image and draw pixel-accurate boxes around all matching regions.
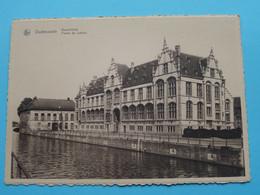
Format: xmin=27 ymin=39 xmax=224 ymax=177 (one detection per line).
xmin=5 ymin=15 xmax=250 ymax=185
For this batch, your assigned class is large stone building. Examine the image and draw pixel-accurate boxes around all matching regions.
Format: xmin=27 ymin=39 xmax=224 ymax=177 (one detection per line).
xmin=19 ymin=98 xmax=75 ymax=131
xmin=75 ymin=39 xmax=234 ymax=135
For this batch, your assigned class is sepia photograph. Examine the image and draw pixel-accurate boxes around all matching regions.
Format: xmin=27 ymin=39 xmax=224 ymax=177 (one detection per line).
xmin=5 ymin=15 xmax=250 ymax=185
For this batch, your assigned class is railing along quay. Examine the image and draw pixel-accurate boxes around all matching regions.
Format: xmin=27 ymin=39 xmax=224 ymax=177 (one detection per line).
xmin=11 ymin=152 xmax=31 ymax=179
xmin=36 ymin=130 xmax=243 ymax=149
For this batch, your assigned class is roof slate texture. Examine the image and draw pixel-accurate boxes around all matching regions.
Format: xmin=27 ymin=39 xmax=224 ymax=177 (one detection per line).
xmin=86 ymin=76 xmax=107 ymax=96
xmin=122 ymin=60 xmax=158 ymax=89
xmin=27 ymin=98 xmax=75 ymax=111
xmin=178 ymin=52 xmax=204 ymax=79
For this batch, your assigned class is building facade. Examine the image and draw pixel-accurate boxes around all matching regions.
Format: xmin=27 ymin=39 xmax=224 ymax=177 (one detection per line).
xmin=75 ymin=39 xmax=234 ymax=135
xmin=19 ymin=98 xmax=75 ymax=131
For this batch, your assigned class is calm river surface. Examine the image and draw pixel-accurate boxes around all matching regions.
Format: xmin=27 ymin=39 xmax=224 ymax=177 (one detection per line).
xmin=12 ymin=133 xmax=244 ymax=179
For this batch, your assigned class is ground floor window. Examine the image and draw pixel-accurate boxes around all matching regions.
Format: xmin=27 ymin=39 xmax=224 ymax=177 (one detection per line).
xmin=95 ymin=125 xmax=98 ymax=129
xmin=86 ymin=125 xmax=89 ymax=129
xmin=137 ymin=126 xmax=143 ymax=131
xmin=90 ymin=125 xmax=94 ymax=129
xmin=65 ymin=123 xmax=68 ymax=130
xmin=48 ymin=123 xmax=51 ymax=128
xmin=168 ymin=126 xmax=175 ymax=133
xmin=146 ymin=126 xmax=152 ymax=132
xmin=227 ymin=126 xmax=231 ymax=130
xmin=198 ymin=126 xmax=204 ymax=129
xmin=156 ymin=125 xmax=163 ymax=132
xmin=130 ymin=125 xmax=135 ymax=131
xmin=81 ymin=125 xmax=84 ymax=129
xmin=71 ymin=123 xmax=74 ymax=130
xmin=100 ymin=125 xmax=104 ymax=129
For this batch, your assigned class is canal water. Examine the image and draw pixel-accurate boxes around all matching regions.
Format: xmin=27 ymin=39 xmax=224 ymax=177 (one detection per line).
xmin=12 ymin=133 xmax=244 ymax=179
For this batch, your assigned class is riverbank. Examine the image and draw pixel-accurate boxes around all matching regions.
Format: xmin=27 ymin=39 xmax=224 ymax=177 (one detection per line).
xmin=20 ymin=130 xmax=245 ymax=168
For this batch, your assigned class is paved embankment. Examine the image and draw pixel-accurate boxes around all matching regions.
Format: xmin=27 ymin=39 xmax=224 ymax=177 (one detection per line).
xmin=21 ymin=130 xmax=245 ymax=168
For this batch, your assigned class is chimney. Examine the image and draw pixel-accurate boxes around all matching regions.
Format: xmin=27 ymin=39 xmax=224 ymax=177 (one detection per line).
xmin=111 ymin=58 xmax=114 ymax=64
xmin=131 ymin=62 xmax=134 ymax=73
xmin=175 ymin=45 xmax=180 ymax=57
xmin=67 ymin=97 xmax=70 ymax=101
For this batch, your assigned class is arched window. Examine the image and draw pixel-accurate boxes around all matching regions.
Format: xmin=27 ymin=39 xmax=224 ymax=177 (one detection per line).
xmin=206 ymin=82 xmax=212 ymax=103
xmin=122 ymin=106 xmax=129 ymax=120
xmin=82 ymin=111 xmax=85 ymax=122
xmin=168 ymin=77 xmax=176 ymax=97
xmin=91 ymin=110 xmax=95 ymax=120
xmin=100 ymin=109 xmax=104 ymax=120
xmin=114 ymin=88 xmax=120 ymax=103
xmin=225 ymin=99 xmax=230 ymax=111
xmin=215 ymin=83 xmax=220 ymax=99
xmin=145 ymin=103 xmax=154 ymax=119
xmin=95 ymin=109 xmax=100 ymax=120
xmin=186 ymin=101 xmax=193 ymax=119
xmin=157 ymin=104 xmax=164 ymax=119
xmin=137 ymin=104 xmax=144 ymax=119
xmin=169 ymin=102 xmax=176 ymax=119
xmin=86 ymin=110 xmax=90 ymax=121
xmin=197 ymin=102 xmax=203 ymax=119
xmin=130 ymin=105 xmax=136 ymax=120
xmin=156 ymin=80 xmax=164 ymax=98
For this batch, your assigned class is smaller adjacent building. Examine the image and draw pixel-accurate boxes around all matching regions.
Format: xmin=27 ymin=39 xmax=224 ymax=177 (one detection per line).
xmin=19 ymin=97 xmax=75 ymax=131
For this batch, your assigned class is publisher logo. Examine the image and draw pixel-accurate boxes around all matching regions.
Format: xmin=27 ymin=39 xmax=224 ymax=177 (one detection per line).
xmin=24 ymin=29 xmax=31 ymax=36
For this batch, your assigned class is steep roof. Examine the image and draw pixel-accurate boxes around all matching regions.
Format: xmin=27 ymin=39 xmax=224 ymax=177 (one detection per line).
xmin=117 ymin=64 xmax=129 ymax=78
xmin=25 ymin=98 xmax=75 ymax=111
xmin=122 ymin=60 xmax=158 ymax=89
xmin=178 ymin=52 xmax=204 ymax=79
xmin=86 ymin=76 xmax=107 ymax=96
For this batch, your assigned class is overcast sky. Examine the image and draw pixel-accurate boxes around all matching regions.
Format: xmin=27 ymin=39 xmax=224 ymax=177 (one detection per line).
xmin=8 ymin=16 xmax=245 ymax=121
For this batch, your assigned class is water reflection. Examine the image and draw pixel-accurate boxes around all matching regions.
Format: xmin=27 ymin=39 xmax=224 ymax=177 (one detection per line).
xmin=12 ymin=133 xmax=244 ymax=179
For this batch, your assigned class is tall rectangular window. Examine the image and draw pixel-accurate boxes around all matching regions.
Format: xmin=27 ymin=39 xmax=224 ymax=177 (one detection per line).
xmin=53 ymin=113 xmax=57 ymax=120
xmin=163 ymin=63 xmax=168 ymax=74
xmin=197 ymin=83 xmax=202 ymax=98
xmin=92 ymin=97 xmax=94 ymax=105
xmin=65 ymin=113 xmax=68 ymax=121
xmin=41 ymin=113 xmax=45 ymax=121
xmin=123 ymin=91 xmax=127 ymax=102
xmin=206 ymin=84 xmax=212 ymax=103
xmin=138 ymin=88 xmax=143 ymax=100
xmin=47 ymin=113 xmax=51 ymax=121
xmin=70 ymin=113 xmax=74 ymax=121
xmin=216 ymin=112 xmax=220 ymax=120
xmin=157 ymin=104 xmax=164 ymax=119
xmin=210 ymin=68 xmax=215 ymax=78
xmin=215 ymin=85 xmax=220 ymax=99
xmin=168 ymin=78 xmax=176 ymax=97
xmin=131 ymin=89 xmax=135 ymax=101
xmin=96 ymin=97 xmax=99 ymax=105
xmin=186 ymin=82 xmax=192 ymax=96
xmin=101 ymin=96 xmax=104 ymax=105
xmin=147 ymin=86 xmax=152 ymax=99
xmin=207 ymin=107 xmax=212 ymax=117
xmin=157 ymin=81 xmax=164 ymax=98
xmin=34 ymin=113 xmax=38 ymax=121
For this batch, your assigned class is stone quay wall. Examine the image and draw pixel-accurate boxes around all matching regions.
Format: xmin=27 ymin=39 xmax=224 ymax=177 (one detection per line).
xmin=21 ymin=130 xmax=244 ymax=168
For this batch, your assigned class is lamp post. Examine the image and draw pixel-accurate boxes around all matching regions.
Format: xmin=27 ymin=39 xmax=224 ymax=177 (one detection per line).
xmin=58 ymin=106 xmax=63 ymax=131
